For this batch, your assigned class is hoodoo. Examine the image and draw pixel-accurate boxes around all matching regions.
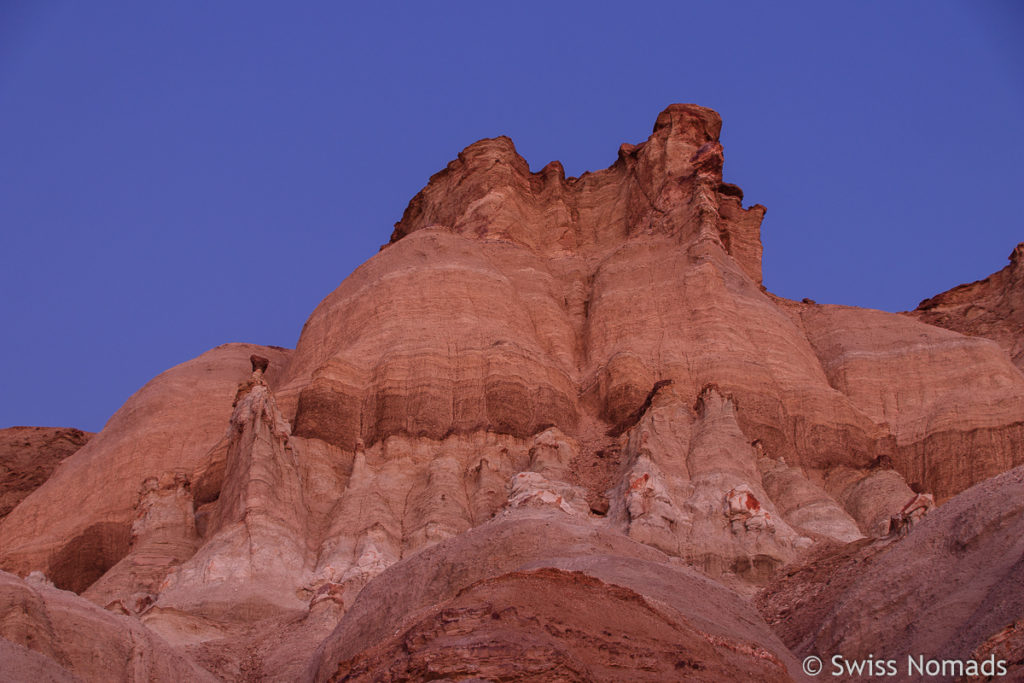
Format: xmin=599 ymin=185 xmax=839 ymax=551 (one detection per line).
xmin=2 ymin=105 xmax=1023 ymax=681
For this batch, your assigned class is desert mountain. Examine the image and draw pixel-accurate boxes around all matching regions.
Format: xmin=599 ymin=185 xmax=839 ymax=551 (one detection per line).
xmin=2 ymin=104 xmax=1022 ymax=681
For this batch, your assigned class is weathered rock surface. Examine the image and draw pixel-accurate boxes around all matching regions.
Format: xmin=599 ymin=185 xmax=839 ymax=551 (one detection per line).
xmin=151 ymin=368 xmax=310 ymax=622
xmin=774 ymin=296 xmax=1024 ymax=502
xmin=309 ymin=512 xmax=804 ymax=682
xmin=1 ymin=104 xmax=1023 ymax=681
xmin=757 ymin=465 xmax=1024 ymax=675
xmin=913 ymin=242 xmax=1024 ymax=370
xmin=968 ymin=619 xmax=1024 ymax=682
xmin=0 ymin=343 xmax=290 ymax=593
xmin=0 ymin=570 xmax=216 ymax=682
xmin=0 ymin=426 xmax=91 ymax=520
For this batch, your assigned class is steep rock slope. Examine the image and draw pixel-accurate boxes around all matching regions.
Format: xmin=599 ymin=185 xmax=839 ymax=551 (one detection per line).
xmin=758 ymin=465 xmax=1024 ymax=678
xmin=775 ymin=297 xmax=1024 ymax=501
xmin=912 ymin=242 xmax=1024 ymax=370
xmin=0 ymin=426 xmax=91 ymax=520
xmin=0 ymin=570 xmax=215 ymax=682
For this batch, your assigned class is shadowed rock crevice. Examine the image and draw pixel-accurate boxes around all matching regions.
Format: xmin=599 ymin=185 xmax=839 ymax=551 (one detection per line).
xmin=47 ymin=522 xmax=131 ymax=593
xmin=607 ymin=379 xmax=673 ymax=437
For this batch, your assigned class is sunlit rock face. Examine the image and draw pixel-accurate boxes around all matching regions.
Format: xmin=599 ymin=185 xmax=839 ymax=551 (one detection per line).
xmin=2 ymin=104 xmax=1023 ymax=681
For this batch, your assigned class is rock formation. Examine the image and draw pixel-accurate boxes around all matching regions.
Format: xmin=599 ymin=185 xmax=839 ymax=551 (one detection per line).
xmin=0 ymin=570 xmax=216 ymax=682
xmin=1 ymin=104 xmax=1022 ymax=680
xmin=310 ymin=514 xmax=804 ymax=682
xmin=912 ymin=242 xmax=1024 ymax=370
xmin=0 ymin=426 xmax=91 ymax=520
xmin=758 ymin=465 xmax=1024 ymax=677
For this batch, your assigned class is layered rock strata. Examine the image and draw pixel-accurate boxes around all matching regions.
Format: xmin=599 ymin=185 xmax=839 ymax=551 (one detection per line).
xmin=309 ymin=513 xmax=805 ymax=682
xmin=0 ymin=343 xmax=290 ymax=592
xmin=912 ymin=242 xmax=1024 ymax=370
xmin=1 ymin=104 xmax=1023 ymax=680
xmin=758 ymin=465 xmax=1024 ymax=675
xmin=0 ymin=570 xmax=216 ymax=682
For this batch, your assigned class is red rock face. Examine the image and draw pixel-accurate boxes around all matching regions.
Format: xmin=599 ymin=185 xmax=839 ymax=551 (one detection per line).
xmin=326 ymin=567 xmax=793 ymax=682
xmin=0 ymin=570 xmax=217 ymax=682
xmin=1 ymin=104 xmax=1023 ymax=680
xmin=912 ymin=242 xmax=1024 ymax=370
xmin=310 ymin=515 xmax=804 ymax=682
xmin=0 ymin=343 xmax=292 ymax=590
xmin=0 ymin=426 xmax=91 ymax=520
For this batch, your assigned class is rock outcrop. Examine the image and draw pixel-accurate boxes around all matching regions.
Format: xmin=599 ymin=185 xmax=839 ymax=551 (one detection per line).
xmin=151 ymin=354 xmax=311 ymax=621
xmin=0 ymin=570 xmax=216 ymax=682
xmin=758 ymin=465 xmax=1024 ymax=675
xmin=912 ymin=242 xmax=1024 ymax=370
xmin=310 ymin=513 xmax=804 ymax=682
xmin=0 ymin=343 xmax=290 ymax=593
xmin=1 ymin=104 xmax=1023 ymax=681
xmin=0 ymin=426 xmax=91 ymax=520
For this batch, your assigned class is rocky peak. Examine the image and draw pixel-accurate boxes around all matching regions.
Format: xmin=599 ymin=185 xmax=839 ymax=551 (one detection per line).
xmin=651 ymin=103 xmax=723 ymax=143
xmin=1013 ymin=242 xmax=1024 ymax=265
xmin=388 ymin=104 xmax=765 ymax=283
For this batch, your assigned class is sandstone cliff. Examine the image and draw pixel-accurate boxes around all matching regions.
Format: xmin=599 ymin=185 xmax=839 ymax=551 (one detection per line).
xmin=1 ymin=104 xmax=1022 ymax=681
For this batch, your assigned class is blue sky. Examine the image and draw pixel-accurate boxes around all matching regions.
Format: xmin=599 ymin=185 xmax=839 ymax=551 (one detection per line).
xmin=2 ymin=2 xmax=1022 ymax=432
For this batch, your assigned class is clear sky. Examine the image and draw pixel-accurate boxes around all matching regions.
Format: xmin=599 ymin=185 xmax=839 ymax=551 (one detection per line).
xmin=2 ymin=2 xmax=1022 ymax=432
